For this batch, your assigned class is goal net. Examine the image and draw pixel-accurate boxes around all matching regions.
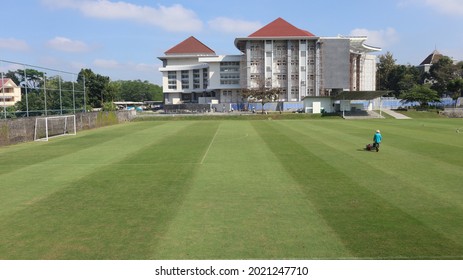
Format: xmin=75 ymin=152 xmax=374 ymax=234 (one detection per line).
xmin=34 ymin=115 xmax=77 ymax=141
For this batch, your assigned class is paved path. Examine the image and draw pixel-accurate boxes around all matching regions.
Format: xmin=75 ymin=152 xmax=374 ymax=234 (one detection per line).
xmin=382 ymin=109 xmax=411 ymax=119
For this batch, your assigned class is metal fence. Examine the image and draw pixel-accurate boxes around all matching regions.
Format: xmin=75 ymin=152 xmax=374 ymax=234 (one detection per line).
xmin=1 ymin=59 xmax=86 ymax=119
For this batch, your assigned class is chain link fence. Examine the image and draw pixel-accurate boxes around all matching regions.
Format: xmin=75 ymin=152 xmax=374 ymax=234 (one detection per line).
xmin=1 ymin=59 xmax=86 ymax=119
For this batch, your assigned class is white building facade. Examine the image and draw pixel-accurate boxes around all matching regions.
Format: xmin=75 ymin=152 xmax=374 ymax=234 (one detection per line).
xmin=158 ymin=18 xmax=381 ymax=105
xmin=0 ymin=78 xmax=21 ymax=107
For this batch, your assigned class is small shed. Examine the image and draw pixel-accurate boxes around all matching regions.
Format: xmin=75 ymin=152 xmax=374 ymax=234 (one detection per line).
xmin=302 ymin=96 xmax=335 ymax=113
xmin=303 ymin=91 xmax=390 ymax=115
xmin=333 ymin=91 xmax=390 ymax=114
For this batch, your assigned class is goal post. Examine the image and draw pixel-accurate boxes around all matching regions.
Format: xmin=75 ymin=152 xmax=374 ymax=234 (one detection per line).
xmin=34 ymin=115 xmax=77 ymax=141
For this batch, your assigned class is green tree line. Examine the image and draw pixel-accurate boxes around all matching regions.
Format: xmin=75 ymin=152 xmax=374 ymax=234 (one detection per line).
xmin=377 ymin=52 xmax=463 ymax=106
xmin=2 ymin=68 xmax=163 ymax=116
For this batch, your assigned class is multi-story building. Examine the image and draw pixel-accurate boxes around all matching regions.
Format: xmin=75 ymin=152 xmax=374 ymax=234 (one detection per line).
xmin=159 ymin=18 xmax=381 ymax=105
xmin=158 ymin=36 xmax=242 ymax=105
xmin=0 ymin=78 xmax=21 ymax=106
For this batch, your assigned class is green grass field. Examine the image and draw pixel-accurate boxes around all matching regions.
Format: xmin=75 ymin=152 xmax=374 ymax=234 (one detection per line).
xmin=1 ymin=117 xmax=463 ymax=260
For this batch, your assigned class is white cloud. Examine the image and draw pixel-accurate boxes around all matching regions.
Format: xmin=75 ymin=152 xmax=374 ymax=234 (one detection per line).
xmin=91 ymin=59 xmax=158 ymax=82
xmin=93 ymin=59 xmax=121 ymax=69
xmin=208 ymin=17 xmax=262 ymax=34
xmin=398 ymin=0 xmax=463 ymax=16
xmin=424 ymin=0 xmax=463 ymax=16
xmin=93 ymin=59 xmax=156 ymax=72
xmin=0 ymin=38 xmax=30 ymax=51
xmin=41 ymin=0 xmax=203 ymax=32
xmin=349 ymin=28 xmax=399 ymax=48
xmin=133 ymin=63 xmax=156 ymax=73
xmin=47 ymin=37 xmax=90 ymax=52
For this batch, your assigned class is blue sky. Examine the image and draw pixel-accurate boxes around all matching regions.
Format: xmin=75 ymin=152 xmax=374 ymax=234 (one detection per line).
xmin=1 ymin=0 xmax=463 ymax=85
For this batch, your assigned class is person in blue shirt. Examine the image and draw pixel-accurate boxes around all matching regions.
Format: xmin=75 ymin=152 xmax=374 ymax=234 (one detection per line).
xmin=373 ymin=130 xmax=382 ymax=152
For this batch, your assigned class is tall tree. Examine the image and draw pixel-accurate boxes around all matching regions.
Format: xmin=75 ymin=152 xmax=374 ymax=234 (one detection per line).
xmin=377 ymin=51 xmax=396 ymax=90
xmin=389 ymin=65 xmax=422 ymax=97
xmin=77 ymin=69 xmax=110 ymax=108
xmin=399 ymin=84 xmax=440 ymax=108
xmin=4 ymin=70 xmax=21 ymax=85
xmin=377 ymin=53 xmax=421 ymax=97
xmin=241 ymin=87 xmax=281 ymax=114
xmin=11 ymin=69 xmax=46 ymax=115
xmin=113 ymin=80 xmax=162 ymax=101
xmin=448 ymin=78 xmax=463 ymax=99
xmin=429 ymin=56 xmax=459 ymax=95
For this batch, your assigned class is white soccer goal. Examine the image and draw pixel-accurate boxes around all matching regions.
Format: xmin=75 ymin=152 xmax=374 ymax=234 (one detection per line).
xmin=34 ymin=115 xmax=77 ymax=141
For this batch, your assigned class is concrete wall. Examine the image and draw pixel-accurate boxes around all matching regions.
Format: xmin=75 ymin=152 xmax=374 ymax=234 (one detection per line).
xmin=0 ymin=111 xmax=135 ymax=147
xmin=441 ymin=108 xmax=463 ymax=118
xmin=320 ymin=38 xmax=350 ymax=90
xmin=361 ymin=54 xmax=377 ymax=91
xmin=303 ymin=97 xmax=335 ymax=113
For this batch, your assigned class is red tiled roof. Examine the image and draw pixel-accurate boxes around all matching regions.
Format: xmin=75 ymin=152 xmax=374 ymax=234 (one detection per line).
xmin=248 ymin=17 xmax=315 ymax=38
xmin=165 ymin=36 xmax=216 ymax=55
xmin=0 ymin=78 xmax=13 ymax=87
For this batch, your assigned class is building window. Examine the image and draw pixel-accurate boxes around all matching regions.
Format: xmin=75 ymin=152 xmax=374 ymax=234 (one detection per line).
xmin=203 ymin=68 xmax=208 ymax=89
xmin=168 ymin=71 xmax=176 ymax=79
xmin=290 ymin=44 xmax=298 ymax=52
xmin=220 ymin=62 xmax=239 ymax=85
xmin=193 ymin=69 xmax=200 ymax=89
xmin=220 ymin=61 xmax=240 ymax=72
xmin=276 ymin=60 xmax=287 ymax=66
xmin=291 ymin=86 xmax=299 ymax=95
xmin=250 ymin=44 xmax=261 ymax=51
xmin=220 ymin=73 xmax=240 ymax=85
xmin=181 ymin=93 xmax=191 ymax=101
xmin=181 ymin=70 xmax=189 ymax=89
xmin=277 ymin=74 xmax=287 ymax=80
xmin=168 ymin=71 xmax=177 ymax=89
xmin=274 ymin=43 xmax=286 ymax=57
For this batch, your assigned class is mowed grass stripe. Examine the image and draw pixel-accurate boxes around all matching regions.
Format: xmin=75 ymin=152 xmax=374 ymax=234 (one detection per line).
xmin=0 ymin=121 xmax=218 ymax=259
xmin=150 ymin=121 xmax=351 ymax=259
xmin=282 ymin=120 xmax=463 ymax=207
xmin=0 ymin=122 xmax=164 ymax=175
xmin=342 ymin=118 xmax=463 ymax=166
xmin=307 ymin=119 xmax=463 ymax=210
xmin=254 ymin=120 xmax=463 ymax=259
xmin=299 ymin=120 xmax=463 ymax=248
xmin=0 ymin=122 xmax=183 ymax=218
xmin=1 ymin=118 xmax=463 ymax=260
xmin=279 ymin=120 xmax=463 ymax=253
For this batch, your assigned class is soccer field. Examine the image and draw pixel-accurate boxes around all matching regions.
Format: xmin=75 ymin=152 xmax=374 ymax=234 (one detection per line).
xmin=1 ymin=118 xmax=463 ymax=260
